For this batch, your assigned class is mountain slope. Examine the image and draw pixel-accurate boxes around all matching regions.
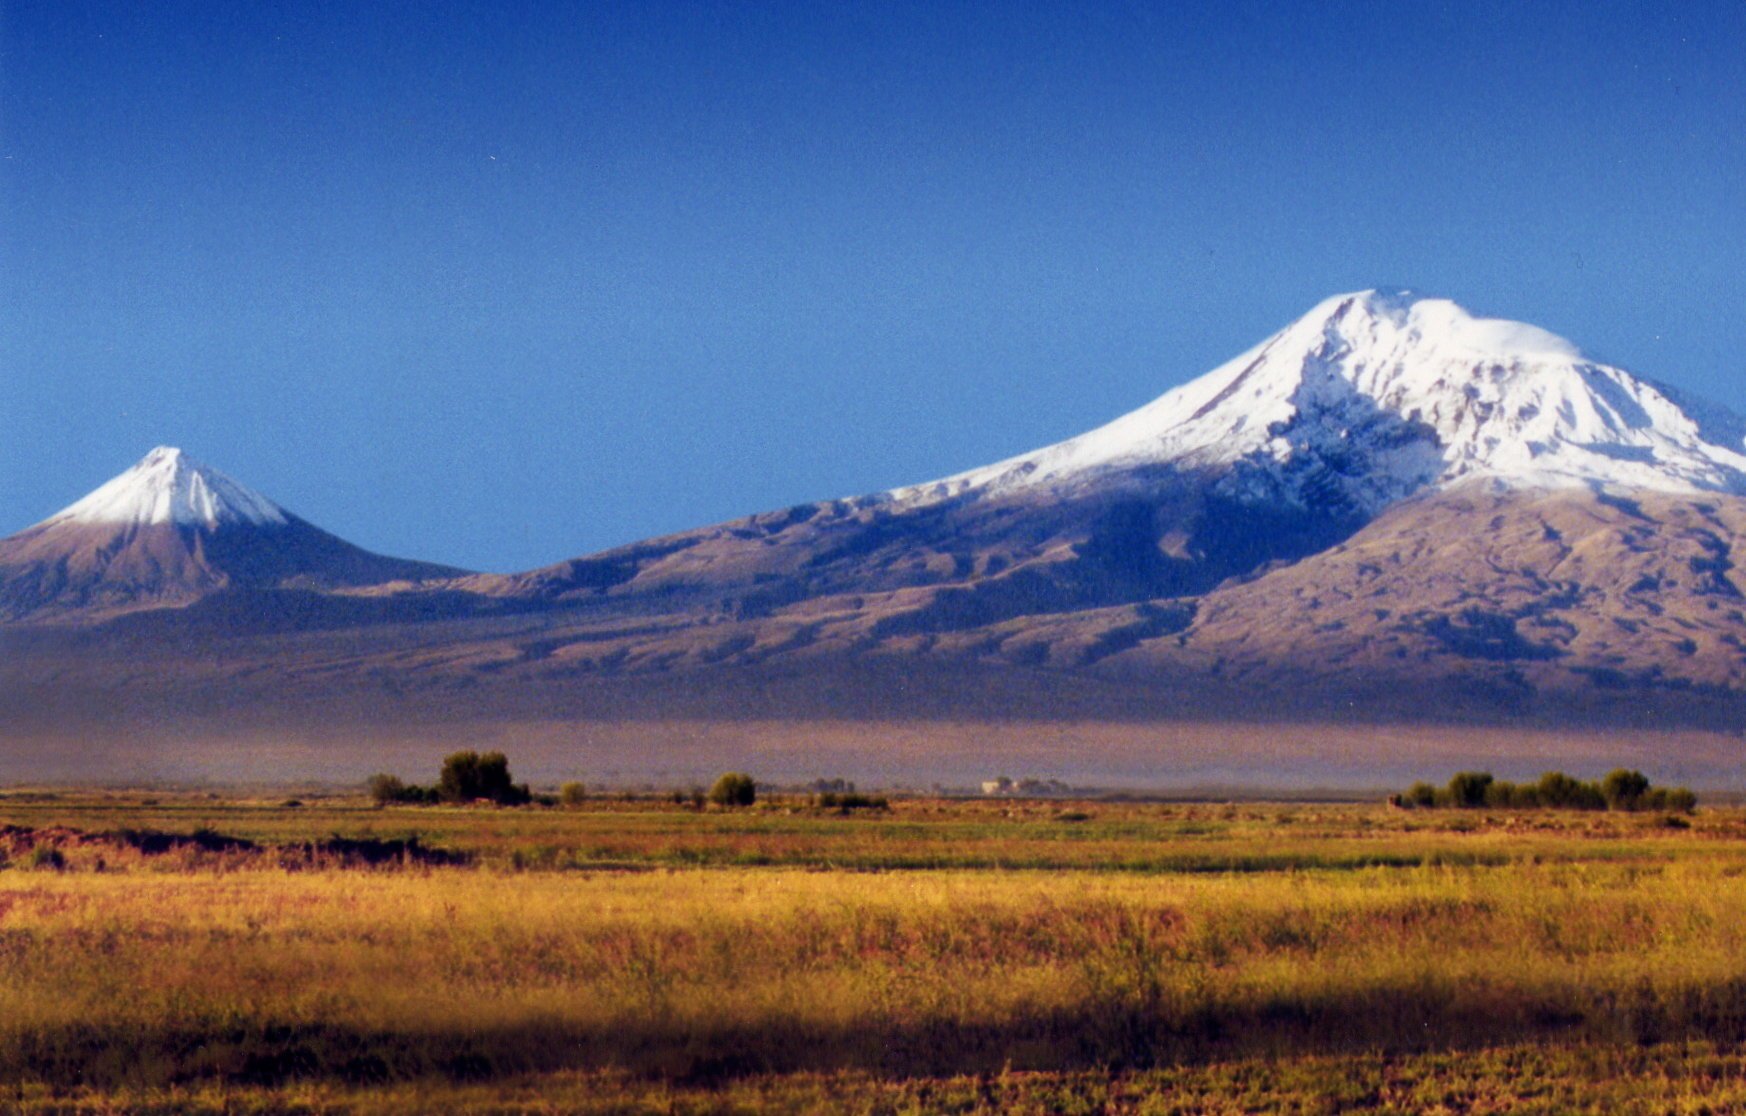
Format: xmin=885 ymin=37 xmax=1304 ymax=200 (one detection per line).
xmin=0 ymin=447 xmax=469 ymax=622
xmin=908 ymin=488 xmax=1746 ymax=719
xmin=474 ymin=290 xmax=1746 ymax=637
xmin=1172 ymin=488 xmax=1746 ymax=696
xmin=364 ymin=290 xmax=1746 ymax=728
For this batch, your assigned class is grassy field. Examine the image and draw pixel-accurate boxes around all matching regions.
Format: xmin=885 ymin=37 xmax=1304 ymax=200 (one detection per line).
xmin=5 ymin=791 xmax=1746 ymax=1112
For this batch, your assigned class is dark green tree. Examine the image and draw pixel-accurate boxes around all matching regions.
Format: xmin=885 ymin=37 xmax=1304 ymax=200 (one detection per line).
xmin=1446 ymin=771 xmax=1494 ymax=808
xmin=1601 ymin=769 xmax=1651 ymax=811
xmin=1403 ymin=782 xmax=1438 ymax=807
xmin=367 ymin=773 xmax=408 ymax=805
xmin=1534 ymin=771 xmax=1606 ymax=810
xmin=438 ymin=750 xmax=531 ymax=805
xmin=1658 ymin=786 xmax=1698 ymax=814
xmin=365 ymin=773 xmax=434 ymax=805
xmin=708 ymin=772 xmax=757 ymax=807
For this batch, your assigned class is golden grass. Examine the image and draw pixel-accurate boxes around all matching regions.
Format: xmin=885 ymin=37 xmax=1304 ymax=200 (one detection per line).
xmin=0 ymin=793 xmax=1727 ymax=872
xmin=6 ymin=796 xmax=1746 ymax=1109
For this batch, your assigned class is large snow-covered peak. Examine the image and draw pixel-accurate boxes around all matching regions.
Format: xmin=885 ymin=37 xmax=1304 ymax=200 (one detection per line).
xmin=894 ymin=290 xmax=1746 ymax=514
xmin=45 ymin=446 xmax=289 ymax=529
xmin=1312 ymin=288 xmax=1583 ymax=362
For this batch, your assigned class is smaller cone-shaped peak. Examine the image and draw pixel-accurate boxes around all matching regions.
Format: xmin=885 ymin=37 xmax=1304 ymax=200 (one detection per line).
xmin=44 ymin=447 xmax=289 ymax=529
xmin=0 ymin=445 xmax=469 ymax=623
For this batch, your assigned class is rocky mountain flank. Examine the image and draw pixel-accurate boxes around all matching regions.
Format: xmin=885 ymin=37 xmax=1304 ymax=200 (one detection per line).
xmin=5 ymin=292 xmax=1745 ymax=728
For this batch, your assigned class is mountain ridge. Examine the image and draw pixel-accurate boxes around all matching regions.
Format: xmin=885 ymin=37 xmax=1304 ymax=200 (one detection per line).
xmin=6 ymin=290 xmax=1743 ymax=625
xmin=5 ymin=290 xmax=1746 ymax=763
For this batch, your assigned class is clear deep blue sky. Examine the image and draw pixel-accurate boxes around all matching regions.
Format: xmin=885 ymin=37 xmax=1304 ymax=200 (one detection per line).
xmin=3 ymin=2 xmax=1743 ymax=571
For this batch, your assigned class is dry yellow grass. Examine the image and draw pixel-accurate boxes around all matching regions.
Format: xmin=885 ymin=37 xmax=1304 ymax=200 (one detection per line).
xmin=6 ymin=797 xmax=1746 ymax=1109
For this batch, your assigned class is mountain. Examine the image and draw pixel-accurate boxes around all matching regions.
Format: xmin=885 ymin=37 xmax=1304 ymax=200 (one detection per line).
xmin=0 ymin=447 xmax=469 ymax=622
xmin=6 ymin=293 xmax=1746 ymax=786
xmin=385 ymin=290 xmax=1746 ymax=732
xmin=468 ymin=290 xmax=1746 ymax=632
xmin=892 ymin=289 xmax=1746 ymax=511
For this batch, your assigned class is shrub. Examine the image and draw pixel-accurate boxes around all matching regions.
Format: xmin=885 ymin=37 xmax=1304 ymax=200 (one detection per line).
xmin=367 ymin=774 xmax=407 ymax=805
xmin=1446 ymin=772 xmax=1494 ymax=808
xmin=1403 ymin=782 xmax=1438 ymax=808
xmin=818 ymin=792 xmax=889 ymax=812
xmin=708 ymin=772 xmax=757 ymax=808
xmin=1482 ymin=780 xmax=1543 ymax=809
xmin=1534 ymin=771 xmax=1606 ymax=810
xmin=1646 ymin=786 xmax=1698 ymax=814
xmin=27 ymin=845 xmax=66 ymax=872
xmin=366 ymin=774 xmax=435 ymax=806
xmin=559 ymin=782 xmax=587 ymax=808
xmin=1601 ymin=769 xmax=1652 ymax=811
xmin=437 ymin=751 xmax=531 ymax=806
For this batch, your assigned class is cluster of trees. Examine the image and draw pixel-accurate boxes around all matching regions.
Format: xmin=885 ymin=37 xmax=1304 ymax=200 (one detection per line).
xmin=367 ymin=755 xmax=758 ymax=810
xmin=1394 ymin=769 xmax=1696 ymax=813
xmin=368 ymin=751 xmax=532 ymax=807
xmin=669 ymin=773 xmax=760 ymax=808
xmin=806 ymin=778 xmax=885 ymax=810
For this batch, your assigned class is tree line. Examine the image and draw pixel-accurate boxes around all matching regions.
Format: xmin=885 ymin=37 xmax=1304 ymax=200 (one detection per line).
xmin=1393 ymin=769 xmax=1695 ymax=812
xmin=368 ymin=752 xmax=758 ymax=809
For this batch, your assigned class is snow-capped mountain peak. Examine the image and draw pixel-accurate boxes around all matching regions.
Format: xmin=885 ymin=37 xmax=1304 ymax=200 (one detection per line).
xmin=894 ymin=289 xmax=1746 ymax=514
xmin=46 ymin=447 xmax=289 ymax=529
xmin=0 ymin=447 xmax=472 ymax=623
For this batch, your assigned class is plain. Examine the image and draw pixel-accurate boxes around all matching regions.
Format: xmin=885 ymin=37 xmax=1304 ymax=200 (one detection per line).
xmin=4 ymin=790 xmax=1746 ymax=1111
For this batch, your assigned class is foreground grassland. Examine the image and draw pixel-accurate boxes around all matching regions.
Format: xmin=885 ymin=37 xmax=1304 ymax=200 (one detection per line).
xmin=6 ymin=793 xmax=1746 ymax=1112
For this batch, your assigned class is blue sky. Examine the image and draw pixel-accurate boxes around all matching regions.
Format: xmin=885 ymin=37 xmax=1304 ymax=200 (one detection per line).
xmin=3 ymin=1 xmax=1743 ymax=571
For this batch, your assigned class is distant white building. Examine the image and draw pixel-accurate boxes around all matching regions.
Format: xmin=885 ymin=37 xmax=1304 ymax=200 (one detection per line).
xmin=981 ymin=777 xmax=1072 ymax=797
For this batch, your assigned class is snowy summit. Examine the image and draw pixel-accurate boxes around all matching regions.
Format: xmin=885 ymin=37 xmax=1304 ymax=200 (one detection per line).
xmin=45 ymin=446 xmax=289 ymax=529
xmin=895 ymin=290 xmax=1746 ymax=515
xmin=0 ymin=445 xmax=469 ymax=623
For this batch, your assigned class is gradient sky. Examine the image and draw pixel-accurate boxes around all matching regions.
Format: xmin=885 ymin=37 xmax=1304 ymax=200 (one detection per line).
xmin=3 ymin=1 xmax=1743 ymax=571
